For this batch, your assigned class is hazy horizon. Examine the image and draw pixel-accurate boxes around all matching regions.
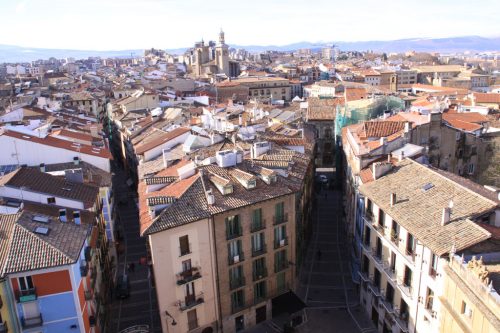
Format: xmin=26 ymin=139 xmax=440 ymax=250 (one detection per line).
xmin=1 ymin=0 xmax=499 ymax=51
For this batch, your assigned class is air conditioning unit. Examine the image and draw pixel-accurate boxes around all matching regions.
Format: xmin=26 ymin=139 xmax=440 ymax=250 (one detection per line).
xmin=280 ymin=239 xmax=285 ymax=247
xmin=233 ymin=255 xmax=240 ymax=263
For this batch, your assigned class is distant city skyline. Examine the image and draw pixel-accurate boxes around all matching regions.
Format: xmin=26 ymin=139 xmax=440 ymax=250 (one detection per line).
xmin=1 ymin=0 xmax=499 ymax=51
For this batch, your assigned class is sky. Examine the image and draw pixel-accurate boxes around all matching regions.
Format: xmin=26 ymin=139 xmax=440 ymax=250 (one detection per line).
xmin=0 ymin=0 xmax=499 ymax=50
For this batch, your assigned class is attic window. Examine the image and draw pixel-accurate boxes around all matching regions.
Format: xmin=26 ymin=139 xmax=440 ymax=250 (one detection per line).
xmin=33 ymin=215 xmax=49 ymax=224
xmin=223 ymin=185 xmax=234 ymax=195
xmin=47 ymin=197 xmax=56 ymax=204
xmin=422 ymin=183 xmax=434 ymax=192
xmin=247 ymin=180 xmax=256 ymax=189
xmin=34 ymin=227 xmax=49 ymax=235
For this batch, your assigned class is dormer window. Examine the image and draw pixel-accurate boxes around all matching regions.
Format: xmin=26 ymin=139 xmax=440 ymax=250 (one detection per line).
xmin=223 ymin=184 xmax=234 ymax=195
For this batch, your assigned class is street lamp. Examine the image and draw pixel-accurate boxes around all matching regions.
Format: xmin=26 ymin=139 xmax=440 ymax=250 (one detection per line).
xmin=165 ymin=311 xmax=177 ymax=326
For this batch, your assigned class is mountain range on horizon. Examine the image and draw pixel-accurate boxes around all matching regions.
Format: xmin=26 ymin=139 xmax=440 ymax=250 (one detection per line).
xmin=1 ymin=36 xmax=499 ymax=63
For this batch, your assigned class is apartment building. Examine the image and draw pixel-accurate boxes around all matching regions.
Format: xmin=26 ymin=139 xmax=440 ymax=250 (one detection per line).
xmin=140 ymin=142 xmax=313 ymax=333
xmin=231 ymin=77 xmax=291 ymax=101
xmin=396 ymin=70 xmax=418 ymax=87
xmin=0 ymin=168 xmax=111 ymax=333
xmin=356 ymin=159 xmax=498 ymax=333
xmin=440 ymin=254 xmax=500 ymax=333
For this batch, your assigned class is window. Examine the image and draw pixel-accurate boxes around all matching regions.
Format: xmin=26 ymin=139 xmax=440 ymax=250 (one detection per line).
xmin=461 ymin=301 xmax=472 ymax=318
xmin=375 ymin=237 xmax=382 ymax=259
xmin=275 ymin=249 xmax=287 ymax=272
xmin=374 ymin=269 xmax=381 ymax=290
xmin=404 ymin=265 xmax=412 ymax=288
xmin=378 ymin=210 xmax=385 ymax=228
xmin=391 ymin=222 xmax=399 ymax=245
xmin=276 ymin=272 xmax=286 ymax=292
xmin=179 ymin=235 xmax=190 ymax=256
xmin=226 ymin=215 xmax=242 ymax=239
xmin=187 ymin=309 xmax=198 ymax=330
xmin=251 ymin=233 xmax=265 ymax=256
xmin=251 ymin=208 xmax=264 ymax=232
xmin=362 ymin=255 xmax=370 ymax=274
xmin=430 ymin=253 xmax=438 ymax=278
xmin=406 ymin=233 xmax=415 ymax=260
xmin=274 ymin=225 xmax=286 ymax=248
xmin=468 ymin=163 xmax=475 ymax=175
xmin=253 ymin=257 xmax=267 ymax=280
xmin=47 ymin=197 xmax=56 ymax=204
xmin=386 ymin=283 xmax=394 ymax=304
xmin=231 ymin=289 xmax=245 ymax=312
xmin=230 ymin=265 xmax=244 ymax=290
xmin=254 ymin=281 xmax=266 ymax=303
xmin=364 ymin=226 xmax=371 ymax=245
xmin=366 ymin=199 xmax=372 ymax=216
xmin=18 ymin=276 xmax=34 ymax=291
xmin=426 ymin=288 xmax=434 ymax=311
xmin=228 ymin=240 xmax=243 ymax=264
xmin=274 ymin=202 xmax=286 ymax=224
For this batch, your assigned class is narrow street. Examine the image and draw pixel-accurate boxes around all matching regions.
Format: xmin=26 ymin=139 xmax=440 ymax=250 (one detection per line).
xmin=108 ymin=165 xmax=162 ymax=333
xmin=296 ymin=188 xmax=376 ymax=333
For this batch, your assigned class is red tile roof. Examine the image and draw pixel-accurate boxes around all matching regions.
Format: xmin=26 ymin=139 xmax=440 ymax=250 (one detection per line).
xmin=135 ymin=127 xmax=190 ymax=155
xmin=473 ymin=92 xmax=500 ymax=104
xmin=1 ymin=130 xmax=112 ymax=159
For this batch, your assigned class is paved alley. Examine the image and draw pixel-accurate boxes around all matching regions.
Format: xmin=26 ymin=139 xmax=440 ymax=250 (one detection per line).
xmin=296 ymin=189 xmax=376 ymax=333
xmin=108 ymin=166 xmax=162 ymax=333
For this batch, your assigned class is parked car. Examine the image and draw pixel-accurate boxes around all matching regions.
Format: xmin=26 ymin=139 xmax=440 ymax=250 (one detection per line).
xmin=115 ymin=274 xmax=130 ymax=299
xmin=318 ymin=175 xmax=328 ymax=184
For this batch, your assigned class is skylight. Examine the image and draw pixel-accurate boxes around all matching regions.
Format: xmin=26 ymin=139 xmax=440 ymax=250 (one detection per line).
xmin=422 ymin=183 xmax=434 ymax=192
xmin=34 ymin=227 xmax=49 ymax=235
xmin=33 ymin=215 xmax=49 ymax=224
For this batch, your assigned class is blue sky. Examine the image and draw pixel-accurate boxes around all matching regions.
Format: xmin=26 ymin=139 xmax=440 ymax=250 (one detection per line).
xmin=0 ymin=0 xmax=499 ymax=50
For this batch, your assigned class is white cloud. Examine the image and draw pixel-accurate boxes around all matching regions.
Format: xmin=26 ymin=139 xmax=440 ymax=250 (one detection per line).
xmin=15 ymin=1 xmax=26 ymax=14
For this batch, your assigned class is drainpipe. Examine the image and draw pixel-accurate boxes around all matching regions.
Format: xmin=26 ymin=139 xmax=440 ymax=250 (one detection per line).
xmin=208 ymin=215 xmax=223 ymax=332
xmin=414 ymin=241 xmax=425 ymax=333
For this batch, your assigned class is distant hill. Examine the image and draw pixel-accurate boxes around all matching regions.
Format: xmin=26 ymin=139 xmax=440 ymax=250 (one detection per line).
xmin=1 ymin=36 xmax=499 ymax=63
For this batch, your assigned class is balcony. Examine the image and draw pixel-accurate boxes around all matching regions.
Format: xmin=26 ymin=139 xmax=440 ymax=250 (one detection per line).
xmin=405 ymin=249 xmax=416 ymax=263
xmin=397 ymin=278 xmax=413 ymax=299
xmin=252 ymin=244 xmax=267 ymax=257
xmin=380 ymin=297 xmax=395 ymax=314
xmin=368 ymin=283 xmax=382 ymax=298
xmin=273 ymin=213 xmax=288 ymax=225
xmin=226 ymin=230 xmax=243 ymax=241
xmin=229 ymin=276 xmax=245 ymax=290
xmin=390 ymin=233 xmax=400 ymax=247
xmin=80 ymin=262 xmax=89 ymax=277
xmin=16 ymin=288 xmax=37 ymax=303
xmin=0 ymin=321 xmax=7 ymax=333
xmin=178 ymin=293 xmax=204 ymax=311
xmin=358 ymin=271 xmax=370 ymax=282
xmin=274 ymin=237 xmax=288 ymax=249
xmin=21 ymin=314 xmax=43 ymax=329
xmin=231 ymin=301 xmax=247 ymax=314
xmin=228 ymin=252 xmax=244 ymax=266
xmin=176 ymin=267 xmax=201 ymax=285
xmin=251 ymin=219 xmax=266 ymax=233
xmin=394 ymin=310 xmax=409 ymax=333
xmin=372 ymin=247 xmax=383 ymax=265
xmin=179 ymin=244 xmax=192 ymax=257
xmin=274 ymin=260 xmax=289 ymax=273
xmin=253 ymin=267 xmax=268 ymax=281
xmin=254 ymin=294 xmax=267 ymax=305
xmin=382 ymin=262 xmax=397 ymax=282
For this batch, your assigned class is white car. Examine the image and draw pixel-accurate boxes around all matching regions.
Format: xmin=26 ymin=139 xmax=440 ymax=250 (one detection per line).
xmin=318 ymin=175 xmax=328 ymax=184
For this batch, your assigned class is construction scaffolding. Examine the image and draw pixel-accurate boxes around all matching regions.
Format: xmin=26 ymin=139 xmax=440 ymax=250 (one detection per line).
xmin=334 ymin=95 xmax=405 ymax=142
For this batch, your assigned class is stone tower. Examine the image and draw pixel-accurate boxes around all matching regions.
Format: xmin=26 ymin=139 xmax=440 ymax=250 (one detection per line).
xmin=215 ymin=29 xmax=230 ymax=76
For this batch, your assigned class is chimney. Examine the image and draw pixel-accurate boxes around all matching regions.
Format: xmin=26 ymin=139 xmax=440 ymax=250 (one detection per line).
xmin=59 ymin=209 xmax=67 ymax=222
xmin=380 ymin=137 xmax=387 ymax=146
xmin=399 ymin=151 xmax=405 ymax=162
xmin=404 ymin=122 xmax=410 ymax=133
xmin=40 ymin=163 xmax=45 ymax=173
xmin=441 ymin=207 xmax=451 ymax=226
xmin=73 ymin=211 xmax=81 ymax=225
xmin=162 ymin=148 xmax=171 ymax=168
xmin=206 ymin=189 xmax=215 ymax=205
xmin=390 ymin=193 xmax=397 ymax=207
xmin=387 ymin=154 xmax=392 ymax=163
xmin=73 ymin=156 xmax=80 ymax=166
xmin=238 ymin=114 xmax=243 ymax=126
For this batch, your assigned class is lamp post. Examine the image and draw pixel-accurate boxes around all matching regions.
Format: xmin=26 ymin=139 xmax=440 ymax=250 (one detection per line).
xmin=164 ymin=311 xmax=177 ymax=333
